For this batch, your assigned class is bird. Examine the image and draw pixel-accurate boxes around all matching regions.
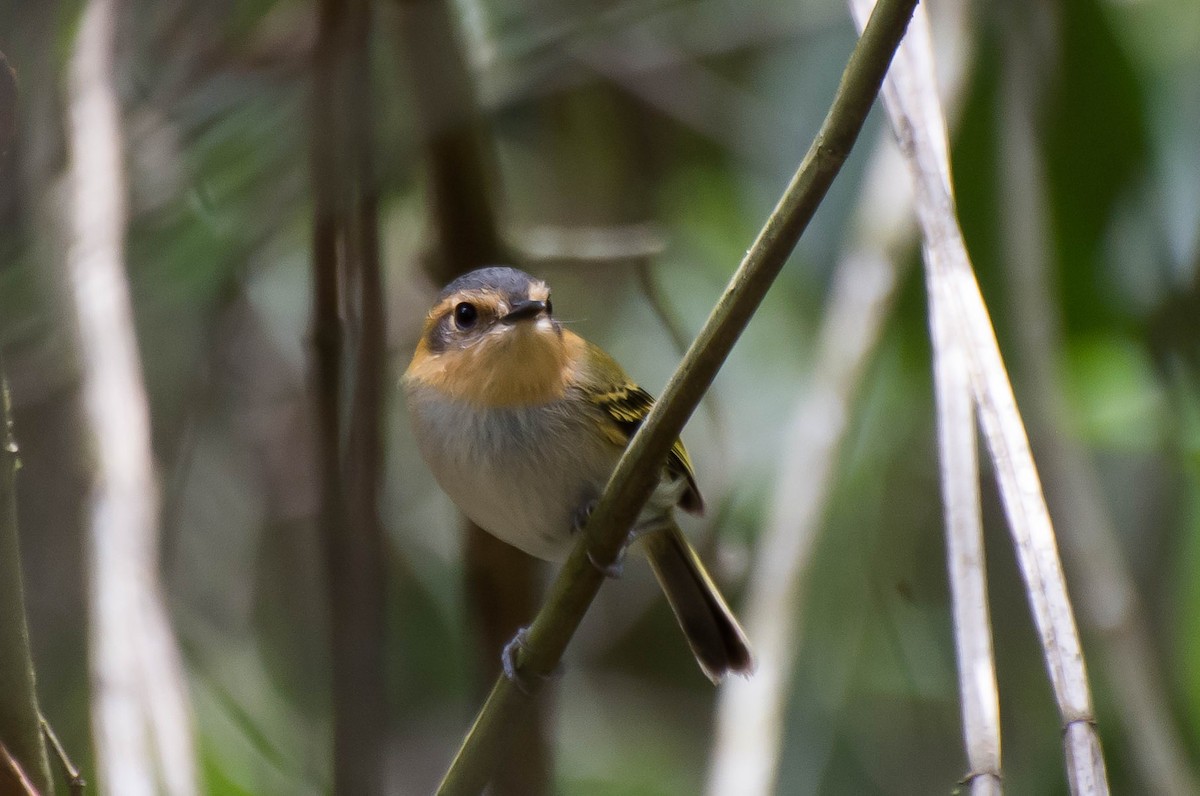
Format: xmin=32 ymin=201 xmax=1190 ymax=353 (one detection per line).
xmin=403 ymin=265 xmax=753 ymax=683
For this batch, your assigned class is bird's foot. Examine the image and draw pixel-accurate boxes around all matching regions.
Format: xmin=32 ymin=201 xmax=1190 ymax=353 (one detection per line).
xmin=587 ymin=544 xmax=626 ymax=579
xmin=573 ymin=499 xmax=625 ymax=578
xmin=501 ymin=626 xmax=561 ymax=696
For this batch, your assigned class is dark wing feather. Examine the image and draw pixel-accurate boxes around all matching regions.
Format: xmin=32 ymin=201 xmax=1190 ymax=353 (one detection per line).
xmin=590 ymin=382 xmax=705 ymax=514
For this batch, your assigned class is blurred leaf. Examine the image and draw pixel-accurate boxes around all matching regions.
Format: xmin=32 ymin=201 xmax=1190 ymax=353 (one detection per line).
xmin=1063 ymin=335 xmax=1166 ymax=449
xmin=1045 ymin=0 xmax=1150 ymax=335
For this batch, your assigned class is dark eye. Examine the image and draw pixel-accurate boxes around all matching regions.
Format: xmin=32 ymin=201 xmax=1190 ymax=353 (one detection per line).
xmin=545 ymin=298 xmax=553 ymax=316
xmin=453 ymin=302 xmax=478 ymax=330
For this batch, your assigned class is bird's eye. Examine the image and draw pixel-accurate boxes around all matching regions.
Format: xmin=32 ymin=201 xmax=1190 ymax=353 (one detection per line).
xmin=453 ymin=302 xmax=478 ymax=330
xmin=545 ymin=298 xmax=553 ymax=316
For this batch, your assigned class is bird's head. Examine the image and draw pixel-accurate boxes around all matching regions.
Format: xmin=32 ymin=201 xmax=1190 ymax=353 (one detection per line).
xmin=404 ymin=266 xmax=571 ymax=407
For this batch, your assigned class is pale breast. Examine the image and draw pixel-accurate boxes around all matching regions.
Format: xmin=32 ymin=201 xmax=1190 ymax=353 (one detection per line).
xmin=406 ymin=387 xmax=620 ymax=561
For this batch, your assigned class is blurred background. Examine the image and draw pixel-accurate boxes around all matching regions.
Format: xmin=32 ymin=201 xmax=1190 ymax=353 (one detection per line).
xmin=1 ymin=0 xmax=1198 ymax=793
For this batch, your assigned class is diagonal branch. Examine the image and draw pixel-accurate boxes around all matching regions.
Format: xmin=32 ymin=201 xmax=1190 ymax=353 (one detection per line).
xmin=700 ymin=1 xmax=974 ymax=777
xmin=705 ymin=133 xmax=912 ymax=796
xmin=1 ymin=740 xmax=40 ymax=796
xmin=706 ymin=4 xmax=973 ymax=785
xmin=435 ymin=0 xmax=919 ymax=790
xmin=40 ymin=716 xmax=85 ymax=796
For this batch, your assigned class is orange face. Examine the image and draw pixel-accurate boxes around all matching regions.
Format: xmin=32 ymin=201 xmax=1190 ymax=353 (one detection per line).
xmin=405 ymin=276 xmax=579 ymax=407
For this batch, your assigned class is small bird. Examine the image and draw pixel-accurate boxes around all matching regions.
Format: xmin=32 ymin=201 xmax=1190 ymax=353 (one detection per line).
xmin=403 ymin=266 xmax=753 ymax=683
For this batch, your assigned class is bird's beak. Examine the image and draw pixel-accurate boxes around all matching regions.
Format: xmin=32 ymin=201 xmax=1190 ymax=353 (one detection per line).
xmin=501 ymin=299 xmax=547 ymax=324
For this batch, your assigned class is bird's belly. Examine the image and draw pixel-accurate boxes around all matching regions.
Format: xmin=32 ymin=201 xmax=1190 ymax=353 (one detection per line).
xmin=408 ymin=395 xmax=617 ymax=561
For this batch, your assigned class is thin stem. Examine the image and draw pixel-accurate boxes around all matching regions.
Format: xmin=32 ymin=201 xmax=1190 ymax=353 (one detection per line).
xmin=435 ymin=0 xmax=919 ymax=790
xmin=0 ymin=375 xmax=54 ymax=796
xmin=0 ymin=46 xmax=55 ymax=796
xmin=846 ymin=0 xmax=1109 ymax=789
xmin=930 ymin=250 xmax=1003 ymax=795
xmin=1 ymin=741 xmax=40 ymax=796
xmin=40 ymin=716 xmax=85 ymax=796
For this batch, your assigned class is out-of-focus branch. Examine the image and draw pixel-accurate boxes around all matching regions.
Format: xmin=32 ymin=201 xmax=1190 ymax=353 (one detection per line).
xmin=436 ymin=0 xmax=918 ymax=790
xmin=310 ymin=0 xmax=388 ymax=792
xmin=999 ymin=11 xmax=1199 ymax=793
xmin=393 ymin=0 xmax=508 ymax=283
xmin=0 ymin=49 xmax=15 ymax=162
xmin=343 ymin=0 xmax=390 ymax=790
xmin=65 ymin=2 xmax=198 ymax=794
xmin=847 ymin=0 xmax=1109 ymax=789
xmin=0 ymin=49 xmax=56 ymax=796
xmin=391 ymin=0 xmax=549 ymax=792
xmin=707 ymin=5 xmax=973 ymax=791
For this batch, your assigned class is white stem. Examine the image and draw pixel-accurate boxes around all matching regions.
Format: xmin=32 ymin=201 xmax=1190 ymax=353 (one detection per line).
xmin=929 ymin=242 xmax=1002 ymax=795
xmin=66 ymin=2 xmax=198 ymax=794
xmin=846 ymin=0 xmax=1109 ymax=790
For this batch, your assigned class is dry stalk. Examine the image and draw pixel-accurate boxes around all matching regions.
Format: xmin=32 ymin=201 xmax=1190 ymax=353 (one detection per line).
xmin=847 ymin=0 xmax=1108 ymax=789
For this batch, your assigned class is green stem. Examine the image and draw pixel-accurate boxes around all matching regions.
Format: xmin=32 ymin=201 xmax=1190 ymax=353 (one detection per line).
xmin=0 ymin=375 xmax=54 ymax=795
xmin=0 ymin=51 xmax=53 ymax=796
xmin=435 ymin=0 xmax=919 ymax=791
xmin=41 ymin=715 xmax=85 ymax=795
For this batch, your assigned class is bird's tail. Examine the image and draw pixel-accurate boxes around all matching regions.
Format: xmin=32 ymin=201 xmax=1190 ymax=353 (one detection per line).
xmin=640 ymin=522 xmax=754 ymax=683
